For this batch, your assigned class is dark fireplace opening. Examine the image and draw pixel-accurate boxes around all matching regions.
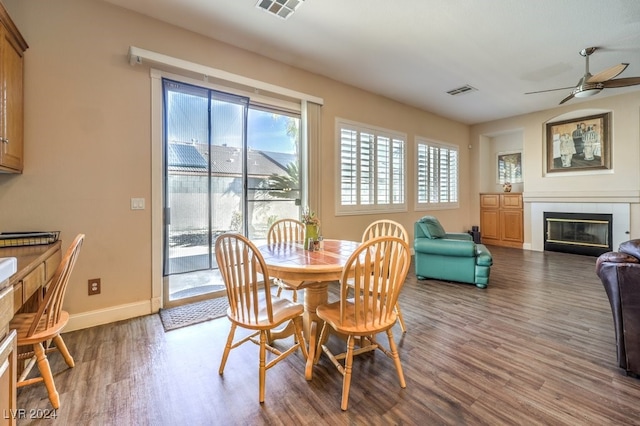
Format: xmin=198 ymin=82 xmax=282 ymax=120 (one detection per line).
xmin=544 ymin=212 xmax=612 ymax=257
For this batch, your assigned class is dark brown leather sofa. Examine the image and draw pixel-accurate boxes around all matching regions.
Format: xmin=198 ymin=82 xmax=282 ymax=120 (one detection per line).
xmin=596 ymin=239 xmax=640 ymax=378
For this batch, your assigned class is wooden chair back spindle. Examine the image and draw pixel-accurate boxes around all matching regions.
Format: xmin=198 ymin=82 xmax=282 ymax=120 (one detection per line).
xmin=267 ymin=219 xmax=305 ymax=244
xmin=267 ymin=219 xmax=305 ymax=301
xmin=340 ymin=236 xmax=410 ymax=328
xmin=27 ymin=234 xmax=85 ymax=338
xmin=362 ymin=219 xmax=409 ymax=245
xmin=216 ymin=233 xmax=274 ymax=325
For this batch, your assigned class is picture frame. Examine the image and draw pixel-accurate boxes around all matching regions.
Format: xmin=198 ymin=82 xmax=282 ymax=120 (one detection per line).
xmin=497 ymin=151 xmax=523 ymax=184
xmin=546 ymin=112 xmax=611 ymax=173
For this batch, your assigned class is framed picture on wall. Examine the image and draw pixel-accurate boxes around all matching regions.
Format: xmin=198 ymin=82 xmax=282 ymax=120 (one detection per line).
xmin=497 ymin=151 xmax=523 ymax=184
xmin=546 ymin=112 xmax=611 ymax=173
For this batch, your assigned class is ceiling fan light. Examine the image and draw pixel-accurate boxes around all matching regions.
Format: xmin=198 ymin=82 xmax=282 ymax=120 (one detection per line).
xmin=574 ymin=87 xmax=602 ymax=98
xmin=573 ymin=82 xmax=604 ymax=98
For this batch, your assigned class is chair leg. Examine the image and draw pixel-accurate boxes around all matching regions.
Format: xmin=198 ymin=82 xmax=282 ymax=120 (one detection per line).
xmin=52 ymin=334 xmax=75 ymax=368
xmin=34 ymin=343 xmax=60 ymax=409
xmin=386 ymin=329 xmax=406 ymax=388
xmin=219 ymin=323 xmax=237 ymax=375
xmin=291 ymin=289 xmax=297 ymax=303
xmin=341 ymin=335 xmax=355 ymax=411
xmin=259 ymin=330 xmax=267 ymax=403
xmin=395 ymin=302 xmax=407 ymax=333
xmin=316 ymin=322 xmax=330 ymax=364
xmin=293 ymin=317 xmax=308 ymax=360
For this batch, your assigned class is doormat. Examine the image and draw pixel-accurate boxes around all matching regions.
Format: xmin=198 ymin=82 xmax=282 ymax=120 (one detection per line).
xmin=159 ymin=297 xmax=229 ymax=332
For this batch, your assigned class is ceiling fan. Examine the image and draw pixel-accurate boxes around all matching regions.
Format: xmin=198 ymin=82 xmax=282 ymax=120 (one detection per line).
xmin=525 ymin=47 xmax=640 ymax=105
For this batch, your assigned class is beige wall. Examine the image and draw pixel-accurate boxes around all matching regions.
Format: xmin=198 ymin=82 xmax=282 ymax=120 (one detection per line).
xmin=0 ymin=0 xmax=472 ymax=327
xmin=470 ymin=92 xmax=640 ymax=246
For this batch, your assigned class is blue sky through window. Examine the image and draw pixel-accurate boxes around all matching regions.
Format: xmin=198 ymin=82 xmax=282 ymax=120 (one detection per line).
xmin=248 ymin=109 xmax=298 ymax=155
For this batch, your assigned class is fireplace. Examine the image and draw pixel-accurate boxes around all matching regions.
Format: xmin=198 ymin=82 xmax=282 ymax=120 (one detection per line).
xmin=544 ymin=212 xmax=612 ymax=256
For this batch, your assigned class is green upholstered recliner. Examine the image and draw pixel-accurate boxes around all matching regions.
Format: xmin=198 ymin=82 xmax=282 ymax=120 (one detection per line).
xmin=414 ymin=216 xmax=492 ymax=288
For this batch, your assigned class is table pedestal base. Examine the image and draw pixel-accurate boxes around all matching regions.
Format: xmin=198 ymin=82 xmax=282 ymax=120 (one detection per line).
xmin=303 ymin=282 xmax=329 ymax=380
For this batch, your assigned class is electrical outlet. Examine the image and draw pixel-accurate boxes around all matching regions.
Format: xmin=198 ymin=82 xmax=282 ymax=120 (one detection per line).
xmin=88 ymin=278 xmax=101 ymax=295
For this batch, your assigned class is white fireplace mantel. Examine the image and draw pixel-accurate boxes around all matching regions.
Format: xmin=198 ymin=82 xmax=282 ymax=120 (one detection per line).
xmin=523 ymin=190 xmax=640 ymax=204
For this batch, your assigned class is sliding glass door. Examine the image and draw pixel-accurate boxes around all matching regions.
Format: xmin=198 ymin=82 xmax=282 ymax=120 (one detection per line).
xmin=162 ymin=79 xmax=301 ymax=305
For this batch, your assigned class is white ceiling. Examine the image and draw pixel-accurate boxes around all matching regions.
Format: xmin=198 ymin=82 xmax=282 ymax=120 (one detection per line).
xmin=104 ymin=0 xmax=640 ymax=125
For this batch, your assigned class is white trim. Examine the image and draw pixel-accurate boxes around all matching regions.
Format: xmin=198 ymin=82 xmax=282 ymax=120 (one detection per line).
xmin=301 ymin=100 xmax=309 ymax=208
xmin=66 ymin=300 xmax=157 ymax=332
xmin=128 ymin=46 xmax=323 ymax=106
xmin=151 ymin=70 xmax=163 ymax=310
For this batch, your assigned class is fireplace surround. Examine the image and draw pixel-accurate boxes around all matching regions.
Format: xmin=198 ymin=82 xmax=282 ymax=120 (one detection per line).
xmin=529 ymin=202 xmax=630 ymax=255
xmin=544 ymin=212 xmax=612 ymax=256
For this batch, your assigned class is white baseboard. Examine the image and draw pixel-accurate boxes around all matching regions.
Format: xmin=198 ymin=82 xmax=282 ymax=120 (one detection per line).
xmin=66 ymin=300 xmax=158 ymax=332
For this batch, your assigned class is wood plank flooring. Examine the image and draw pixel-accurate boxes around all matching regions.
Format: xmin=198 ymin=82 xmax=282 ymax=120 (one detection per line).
xmin=15 ymin=246 xmax=640 ymax=425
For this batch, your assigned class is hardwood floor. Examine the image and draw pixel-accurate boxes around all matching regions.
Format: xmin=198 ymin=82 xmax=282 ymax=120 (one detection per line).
xmin=15 ymin=246 xmax=640 ymax=425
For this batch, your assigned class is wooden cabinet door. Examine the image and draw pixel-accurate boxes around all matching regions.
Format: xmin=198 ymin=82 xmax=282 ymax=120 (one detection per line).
xmin=0 ymin=25 xmax=24 ymax=172
xmin=0 ymin=284 xmax=16 ymax=426
xmin=501 ymin=193 xmax=523 ymax=209
xmin=481 ymin=210 xmax=500 ymax=240
xmin=501 ymin=210 xmax=523 ymax=243
xmin=481 ymin=194 xmax=500 ymax=209
xmin=0 ymin=330 xmax=16 ymax=426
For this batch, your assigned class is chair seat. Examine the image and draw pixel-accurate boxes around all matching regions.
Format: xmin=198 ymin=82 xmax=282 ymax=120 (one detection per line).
xmin=316 ymin=300 xmax=397 ymax=335
xmin=227 ymin=294 xmax=304 ymax=330
xmin=11 ymin=311 xmax=70 ymax=345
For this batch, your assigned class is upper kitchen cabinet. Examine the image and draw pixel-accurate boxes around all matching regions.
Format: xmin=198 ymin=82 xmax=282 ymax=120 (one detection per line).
xmin=0 ymin=3 xmax=27 ymax=173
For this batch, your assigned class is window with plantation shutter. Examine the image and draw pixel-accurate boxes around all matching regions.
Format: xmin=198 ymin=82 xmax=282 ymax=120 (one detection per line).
xmin=416 ymin=137 xmax=459 ymax=210
xmin=337 ymin=119 xmax=406 ymax=215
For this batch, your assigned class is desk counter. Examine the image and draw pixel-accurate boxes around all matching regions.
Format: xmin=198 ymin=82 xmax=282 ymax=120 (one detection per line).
xmin=0 ymin=241 xmax=62 ymax=313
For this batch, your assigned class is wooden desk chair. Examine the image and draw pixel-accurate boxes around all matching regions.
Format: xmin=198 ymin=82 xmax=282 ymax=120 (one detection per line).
xmin=267 ymin=219 xmax=305 ymax=302
xmin=215 ymin=233 xmax=308 ymax=403
xmin=359 ymin=219 xmax=410 ymax=333
xmin=316 ymin=235 xmax=410 ymax=410
xmin=10 ymin=233 xmax=85 ymax=409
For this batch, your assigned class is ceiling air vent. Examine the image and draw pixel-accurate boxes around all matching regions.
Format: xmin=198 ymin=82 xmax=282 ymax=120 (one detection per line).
xmin=447 ymin=85 xmax=478 ymax=96
xmin=256 ymin=0 xmax=305 ymax=19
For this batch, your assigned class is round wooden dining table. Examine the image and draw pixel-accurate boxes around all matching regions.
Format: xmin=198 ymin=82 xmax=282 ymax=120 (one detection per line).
xmin=256 ymin=238 xmax=360 ymax=380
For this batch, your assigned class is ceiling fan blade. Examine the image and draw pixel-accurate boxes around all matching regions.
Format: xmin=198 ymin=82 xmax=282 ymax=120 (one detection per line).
xmin=525 ymin=86 xmax=574 ymax=95
xmin=559 ymin=93 xmax=575 ymax=105
xmin=588 ymin=63 xmax=629 ymax=83
xmin=601 ymin=77 xmax=640 ymax=88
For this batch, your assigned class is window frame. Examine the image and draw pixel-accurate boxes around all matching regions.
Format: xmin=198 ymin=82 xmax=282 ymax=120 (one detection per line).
xmin=414 ymin=136 xmax=460 ymax=211
xmin=335 ymin=118 xmax=407 ymax=216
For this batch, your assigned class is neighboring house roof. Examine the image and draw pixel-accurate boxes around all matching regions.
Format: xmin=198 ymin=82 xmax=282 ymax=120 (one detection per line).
xmin=167 ymin=142 xmax=296 ymax=178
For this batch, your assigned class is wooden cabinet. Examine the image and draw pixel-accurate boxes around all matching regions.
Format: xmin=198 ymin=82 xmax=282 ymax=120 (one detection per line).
xmin=480 ymin=193 xmax=523 ymax=248
xmin=0 ymin=3 xmax=28 ymax=173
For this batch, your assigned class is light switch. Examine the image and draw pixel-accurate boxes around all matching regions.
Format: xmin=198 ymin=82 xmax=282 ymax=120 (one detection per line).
xmin=131 ymin=197 xmax=145 ymax=210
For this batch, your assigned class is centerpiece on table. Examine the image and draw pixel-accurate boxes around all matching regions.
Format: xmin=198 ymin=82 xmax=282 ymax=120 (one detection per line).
xmin=301 ymin=207 xmax=320 ymax=250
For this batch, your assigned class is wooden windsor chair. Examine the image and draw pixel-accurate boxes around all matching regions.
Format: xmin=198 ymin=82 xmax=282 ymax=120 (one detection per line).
xmin=215 ymin=233 xmax=308 ymax=403
xmin=358 ymin=219 xmax=410 ymax=333
xmin=10 ymin=233 xmax=85 ymax=409
xmin=316 ymin=235 xmax=411 ymax=410
xmin=267 ymin=218 xmax=305 ymax=302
